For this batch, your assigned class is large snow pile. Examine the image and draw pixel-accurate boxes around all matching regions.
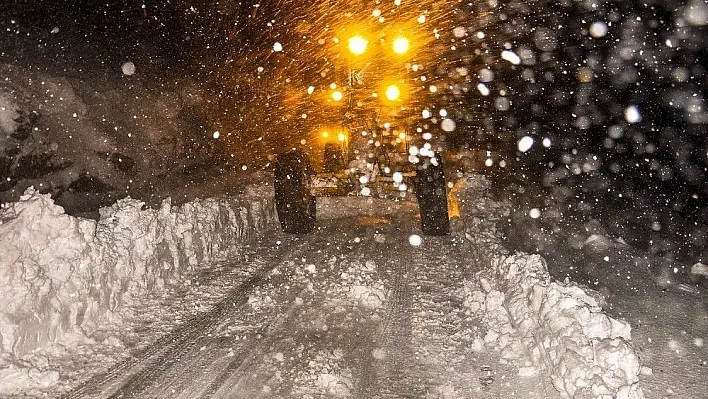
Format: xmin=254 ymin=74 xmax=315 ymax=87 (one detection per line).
xmin=454 ymin=175 xmax=644 ymax=399
xmin=0 ymin=184 xmax=276 ymax=382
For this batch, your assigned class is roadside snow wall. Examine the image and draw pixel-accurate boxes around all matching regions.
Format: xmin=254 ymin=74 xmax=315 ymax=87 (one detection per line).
xmin=0 ymin=185 xmax=276 ymax=357
xmin=452 ymin=174 xmax=644 ymax=399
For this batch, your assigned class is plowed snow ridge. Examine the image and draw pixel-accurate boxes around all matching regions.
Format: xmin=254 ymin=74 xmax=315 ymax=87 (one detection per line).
xmin=455 ymin=175 xmax=644 ymax=399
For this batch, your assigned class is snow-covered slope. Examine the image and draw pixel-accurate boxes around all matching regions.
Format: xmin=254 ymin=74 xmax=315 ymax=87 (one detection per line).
xmin=0 ymin=63 xmax=230 ymax=216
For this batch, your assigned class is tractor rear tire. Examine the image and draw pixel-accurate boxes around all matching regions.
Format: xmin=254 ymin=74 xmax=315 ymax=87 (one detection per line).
xmin=415 ymin=155 xmax=450 ymax=236
xmin=274 ymin=150 xmax=316 ymax=234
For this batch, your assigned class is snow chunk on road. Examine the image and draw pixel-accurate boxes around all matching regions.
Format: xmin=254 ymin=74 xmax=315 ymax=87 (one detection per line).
xmin=294 ymin=350 xmax=354 ymax=398
xmin=339 ymin=261 xmax=386 ymax=310
xmin=316 ymin=372 xmax=352 ymax=397
xmin=0 ymin=363 xmax=59 ymax=392
xmin=348 ymin=285 xmax=385 ymax=309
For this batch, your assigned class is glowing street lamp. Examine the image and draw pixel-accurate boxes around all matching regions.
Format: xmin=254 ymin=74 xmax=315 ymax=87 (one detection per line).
xmin=348 ymin=35 xmax=368 ymax=55
xmin=331 ymin=90 xmax=344 ymax=101
xmin=392 ymin=37 xmax=410 ymax=54
xmin=385 ymin=84 xmax=401 ymax=101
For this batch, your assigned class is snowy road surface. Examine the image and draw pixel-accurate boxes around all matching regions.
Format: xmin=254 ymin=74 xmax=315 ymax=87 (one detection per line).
xmin=2 ymin=176 xmax=649 ymax=398
xmin=61 ymin=211 xmax=556 ymax=398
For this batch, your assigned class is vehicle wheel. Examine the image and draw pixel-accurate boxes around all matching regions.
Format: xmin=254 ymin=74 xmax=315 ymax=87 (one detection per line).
xmin=274 ymin=150 xmax=316 ymax=234
xmin=414 ymin=154 xmax=450 ymax=236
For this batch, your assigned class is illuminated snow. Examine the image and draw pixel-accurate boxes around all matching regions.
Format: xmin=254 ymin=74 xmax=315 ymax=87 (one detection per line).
xmin=453 ymin=26 xmax=466 ymax=38
xmin=501 ymin=50 xmax=521 ymax=65
xmin=533 ymin=27 xmax=557 ymax=51
xmin=392 ymin=172 xmax=403 ymax=183
xmin=477 ymin=83 xmax=490 ymax=96
xmin=440 ymin=118 xmax=456 ymax=132
xmin=685 ymin=0 xmax=708 ymax=25
xmin=455 ymin=176 xmax=644 ymax=399
xmin=0 ymin=184 xmax=277 ymax=395
xmin=624 ymin=105 xmax=642 ymax=123
xmin=478 ymin=68 xmax=494 ymax=82
xmin=590 ymin=21 xmax=609 ymax=38
xmin=2 ymin=1 xmax=707 ymax=396
xmin=518 ymin=136 xmax=534 ymax=152
xmin=494 ymin=96 xmax=510 ymax=111
xmin=121 ymin=61 xmax=136 ymax=75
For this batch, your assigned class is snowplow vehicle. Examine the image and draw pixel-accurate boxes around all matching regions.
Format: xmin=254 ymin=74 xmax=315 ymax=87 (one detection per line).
xmin=274 ymin=130 xmax=450 ymax=236
xmin=273 ymin=29 xmax=450 ymax=236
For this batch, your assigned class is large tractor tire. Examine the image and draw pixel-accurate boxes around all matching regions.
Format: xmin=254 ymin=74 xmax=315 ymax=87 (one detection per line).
xmin=274 ymin=150 xmax=316 ymax=234
xmin=414 ymin=154 xmax=450 ymax=236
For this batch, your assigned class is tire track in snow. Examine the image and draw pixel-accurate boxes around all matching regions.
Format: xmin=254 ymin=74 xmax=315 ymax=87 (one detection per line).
xmin=61 ymin=235 xmax=309 ymax=399
xmin=355 ymin=231 xmax=426 ymax=399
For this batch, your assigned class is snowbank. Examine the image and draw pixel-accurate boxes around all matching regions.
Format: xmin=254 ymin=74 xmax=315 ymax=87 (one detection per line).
xmin=453 ymin=175 xmax=645 ymax=399
xmin=0 ymin=185 xmax=276 ymax=359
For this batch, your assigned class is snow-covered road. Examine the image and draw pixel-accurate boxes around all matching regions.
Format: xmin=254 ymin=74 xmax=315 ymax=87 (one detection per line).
xmin=1 ymin=174 xmax=650 ymax=398
xmin=61 ymin=210 xmax=555 ymax=398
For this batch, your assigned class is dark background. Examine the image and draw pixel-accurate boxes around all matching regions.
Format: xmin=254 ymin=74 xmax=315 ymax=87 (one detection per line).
xmin=1 ymin=0 xmax=707 ymax=260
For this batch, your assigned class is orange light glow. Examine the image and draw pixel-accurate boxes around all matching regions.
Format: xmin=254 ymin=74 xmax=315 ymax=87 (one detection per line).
xmin=392 ymin=37 xmax=410 ymax=54
xmin=348 ymin=35 xmax=368 ymax=55
xmin=385 ymin=85 xmax=401 ymax=101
